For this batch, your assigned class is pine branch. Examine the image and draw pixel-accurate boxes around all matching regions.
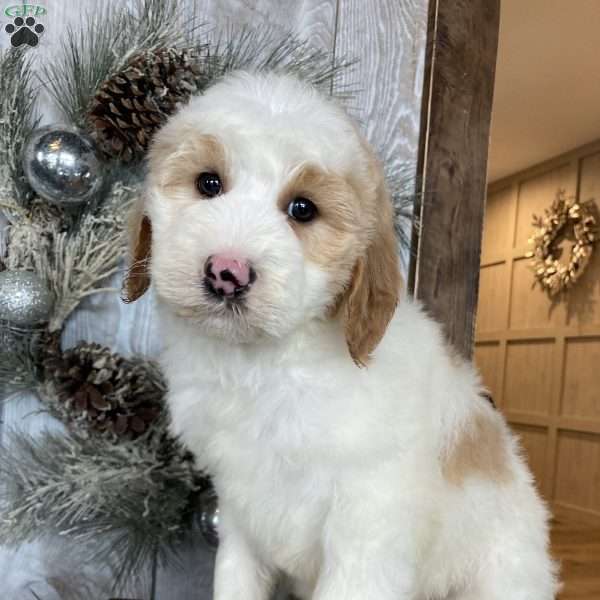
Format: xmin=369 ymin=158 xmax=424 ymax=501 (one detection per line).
xmin=0 ymin=428 xmax=206 ymax=583
xmin=41 ymin=0 xmax=189 ymax=127
xmin=201 ymin=25 xmax=357 ymax=100
xmin=385 ymin=161 xmax=419 ymax=257
xmin=0 ymin=49 xmax=38 ymax=215
xmin=0 ymin=322 xmax=45 ymax=395
xmin=44 ymin=182 xmax=137 ymax=331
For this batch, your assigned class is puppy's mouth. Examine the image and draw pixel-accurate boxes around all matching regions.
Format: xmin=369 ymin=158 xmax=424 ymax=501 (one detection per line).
xmin=202 ymin=277 xmax=250 ymax=310
xmin=169 ymin=254 xmax=299 ymax=343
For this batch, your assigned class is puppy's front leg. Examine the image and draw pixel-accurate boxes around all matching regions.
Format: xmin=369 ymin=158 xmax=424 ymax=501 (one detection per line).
xmin=213 ymin=510 xmax=274 ymax=600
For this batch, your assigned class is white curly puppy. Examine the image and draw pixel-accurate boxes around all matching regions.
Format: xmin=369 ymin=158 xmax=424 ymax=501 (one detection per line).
xmin=124 ymin=72 xmax=558 ymax=600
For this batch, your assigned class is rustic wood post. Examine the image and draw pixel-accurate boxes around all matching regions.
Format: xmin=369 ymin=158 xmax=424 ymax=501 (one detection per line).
xmin=409 ymin=0 xmax=501 ymax=358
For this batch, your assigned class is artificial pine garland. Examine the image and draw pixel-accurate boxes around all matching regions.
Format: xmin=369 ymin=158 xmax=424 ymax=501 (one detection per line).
xmin=0 ymin=42 xmax=206 ymax=582
xmin=0 ymin=0 xmax=416 ymax=589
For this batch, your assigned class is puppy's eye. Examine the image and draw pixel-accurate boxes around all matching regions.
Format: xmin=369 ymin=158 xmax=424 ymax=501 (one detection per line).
xmin=287 ymin=197 xmax=318 ymax=222
xmin=196 ymin=172 xmax=222 ymax=197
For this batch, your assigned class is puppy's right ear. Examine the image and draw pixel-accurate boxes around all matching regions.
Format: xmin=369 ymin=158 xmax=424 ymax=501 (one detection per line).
xmin=122 ymin=196 xmax=152 ymax=303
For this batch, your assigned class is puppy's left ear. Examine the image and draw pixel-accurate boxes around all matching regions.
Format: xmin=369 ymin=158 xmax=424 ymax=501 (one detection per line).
xmin=343 ymin=166 xmax=402 ymax=366
xmin=121 ymin=195 xmax=152 ymax=303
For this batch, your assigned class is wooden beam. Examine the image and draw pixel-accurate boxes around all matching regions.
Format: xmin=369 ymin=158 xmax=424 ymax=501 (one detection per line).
xmin=409 ymin=0 xmax=500 ymax=358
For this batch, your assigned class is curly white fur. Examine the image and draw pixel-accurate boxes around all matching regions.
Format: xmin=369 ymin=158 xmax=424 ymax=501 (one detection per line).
xmin=128 ymin=72 xmax=558 ymax=600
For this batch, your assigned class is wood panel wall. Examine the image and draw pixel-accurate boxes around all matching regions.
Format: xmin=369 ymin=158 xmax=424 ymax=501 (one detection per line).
xmin=0 ymin=1 xmax=428 ymax=598
xmin=476 ymin=140 xmax=600 ymax=523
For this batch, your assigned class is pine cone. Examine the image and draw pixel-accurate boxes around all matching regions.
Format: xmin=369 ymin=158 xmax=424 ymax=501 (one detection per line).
xmin=43 ymin=341 xmax=167 ymax=441
xmin=88 ymin=48 xmax=206 ymax=162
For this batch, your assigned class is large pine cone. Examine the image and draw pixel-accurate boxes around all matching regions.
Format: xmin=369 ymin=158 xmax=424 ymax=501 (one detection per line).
xmin=88 ymin=47 xmax=206 ymax=162
xmin=43 ymin=341 xmax=167 ymax=441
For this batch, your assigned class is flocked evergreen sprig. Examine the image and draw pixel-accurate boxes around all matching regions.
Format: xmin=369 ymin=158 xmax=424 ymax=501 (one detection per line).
xmin=201 ymin=25 xmax=355 ymax=95
xmin=0 ymin=40 xmax=207 ymax=583
xmin=42 ymin=0 xmax=192 ymax=129
xmin=0 ymin=322 xmax=45 ymax=395
xmin=386 ymin=161 xmax=419 ymax=262
xmin=0 ymin=428 xmax=208 ymax=581
xmin=0 ymin=49 xmax=39 ymax=214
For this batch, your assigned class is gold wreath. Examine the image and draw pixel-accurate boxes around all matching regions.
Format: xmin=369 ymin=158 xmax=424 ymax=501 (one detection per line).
xmin=526 ymin=190 xmax=597 ymax=296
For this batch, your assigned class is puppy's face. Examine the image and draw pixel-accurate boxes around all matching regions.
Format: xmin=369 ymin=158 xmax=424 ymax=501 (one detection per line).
xmin=125 ymin=73 xmax=401 ymax=364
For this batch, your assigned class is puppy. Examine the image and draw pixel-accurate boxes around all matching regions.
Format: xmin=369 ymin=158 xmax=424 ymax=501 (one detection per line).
xmin=124 ymin=72 xmax=558 ymax=600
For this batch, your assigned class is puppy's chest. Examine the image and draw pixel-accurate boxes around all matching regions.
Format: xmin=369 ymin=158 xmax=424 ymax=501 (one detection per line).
xmin=219 ymin=432 xmax=330 ymax=578
xmin=230 ymin=448 xmax=332 ymax=560
xmin=169 ymin=362 xmax=350 ymax=577
xmin=204 ymin=384 xmax=333 ymax=574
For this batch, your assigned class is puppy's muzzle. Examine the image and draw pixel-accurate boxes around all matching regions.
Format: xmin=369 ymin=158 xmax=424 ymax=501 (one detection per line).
xmin=204 ymin=254 xmax=256 ymax=300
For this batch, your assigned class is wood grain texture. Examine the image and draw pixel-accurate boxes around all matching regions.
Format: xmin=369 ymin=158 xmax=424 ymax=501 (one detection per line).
xmin=567 ymin=153 xmax=600 ymax=328
xmin=509 ymin=258 xmax=567 ymax=330
xmin=551 ymin=508 xmax=600 ymax=600
xmin=504 ymin=340 xmax=555 ymax=416
xmin=475 ymin=262 xmax=508 ymax=334
xmin=410 ymin=0 xmax=500 ymax=358
xmin=186 ymin=0 xmax=336 ymax=51
xmin=555 ymin=431 xmax=600 ymax=516
xmin=473 ymin=342 xmax=500 ymax=403
xmin=511 ymin=424 xmax=548 ymax=494
xmin=334 ymin=0 xmax=428 ymax=165
xmin=562 ymin=338 xmax=600 ymax=421
xmin=481 ymin=185 xmax=513 ymax=263
xmin=514 ymin=163 xmax=576 ymax=250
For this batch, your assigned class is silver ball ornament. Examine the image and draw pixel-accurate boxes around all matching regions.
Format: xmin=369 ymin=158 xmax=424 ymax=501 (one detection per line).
xmin=22 ymin=125 xmax=103 ymax=205
xmin=0 ymin=271 xmax=53 ymax=326
xmin=198 ymin=488 xmax=219 ymax=549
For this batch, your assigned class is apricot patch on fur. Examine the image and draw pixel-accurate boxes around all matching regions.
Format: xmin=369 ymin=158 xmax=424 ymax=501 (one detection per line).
xmin=443 ymin=413 xmax=512 ymax=485
xmin=149 ymin=133 xmax=228 ymax=200
xmin=280 ymin=163 xmax=401 ymax=365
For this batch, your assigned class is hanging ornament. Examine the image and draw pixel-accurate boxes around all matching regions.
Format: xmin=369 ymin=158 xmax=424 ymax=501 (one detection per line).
xmin=198 ymin=488 xmax=220 ymax=549
xmin=0 ymin=270 xmax=53 ymax=326
xmin=22 ymin=125 xmax=103 ymax=206
xmin=88 ymin=47 xmax=205 ymax=162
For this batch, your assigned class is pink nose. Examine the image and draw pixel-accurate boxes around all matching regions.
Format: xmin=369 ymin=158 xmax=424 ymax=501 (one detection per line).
xmin=204 ymin=254 xmax=256 ymax=298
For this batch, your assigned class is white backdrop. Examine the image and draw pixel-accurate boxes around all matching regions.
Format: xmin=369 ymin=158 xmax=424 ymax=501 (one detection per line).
xmin=0 ymin=1 xmax=428 ymax=597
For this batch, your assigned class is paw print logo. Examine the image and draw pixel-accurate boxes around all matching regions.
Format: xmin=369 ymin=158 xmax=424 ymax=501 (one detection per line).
xmin=5 ymin=16 xmax=45 ymax=47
